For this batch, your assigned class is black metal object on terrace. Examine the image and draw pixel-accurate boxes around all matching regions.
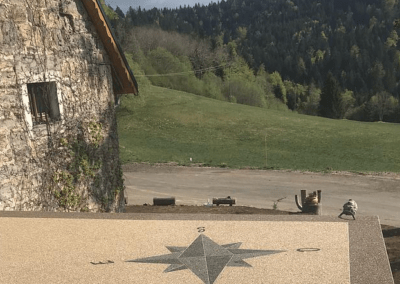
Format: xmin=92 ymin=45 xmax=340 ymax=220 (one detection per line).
xmin=213 ymin=196 xmax=236 ymax=206
xmin=153 ymin=197 xmax=176 ymax=206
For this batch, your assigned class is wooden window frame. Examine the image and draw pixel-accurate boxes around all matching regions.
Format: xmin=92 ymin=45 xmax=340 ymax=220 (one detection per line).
xmin=27 ymin=82 xmax=61 ymax=126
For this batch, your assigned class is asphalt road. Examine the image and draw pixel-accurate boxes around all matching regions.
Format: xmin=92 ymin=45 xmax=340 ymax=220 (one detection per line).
xmin=123 ymin=165 xmax=400 ymax=227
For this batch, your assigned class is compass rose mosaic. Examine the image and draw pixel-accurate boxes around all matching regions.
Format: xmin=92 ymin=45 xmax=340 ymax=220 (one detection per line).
xmin=126 ymin=233 xmax=286 ymax=284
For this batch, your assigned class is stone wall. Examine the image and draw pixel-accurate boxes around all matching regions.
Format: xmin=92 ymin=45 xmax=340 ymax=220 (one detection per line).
xmin=0 ymin=0 xmax=125 ymax=212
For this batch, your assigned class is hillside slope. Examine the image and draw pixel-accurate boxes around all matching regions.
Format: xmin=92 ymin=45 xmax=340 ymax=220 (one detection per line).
xmin=117 ymin=85 xmax=400 ymax=172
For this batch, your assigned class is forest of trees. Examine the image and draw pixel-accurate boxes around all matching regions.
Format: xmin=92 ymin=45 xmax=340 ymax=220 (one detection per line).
xmin=103 ymin=0 xmax=400 ymax=122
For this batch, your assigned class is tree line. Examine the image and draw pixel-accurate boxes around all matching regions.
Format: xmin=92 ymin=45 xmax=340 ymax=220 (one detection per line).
xmin=103 ymin=0 xmax=400 ymax=122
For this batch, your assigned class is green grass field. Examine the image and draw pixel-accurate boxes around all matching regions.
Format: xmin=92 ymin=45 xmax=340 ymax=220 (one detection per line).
xmin=117 ymin=85 xmax=400 ymax=173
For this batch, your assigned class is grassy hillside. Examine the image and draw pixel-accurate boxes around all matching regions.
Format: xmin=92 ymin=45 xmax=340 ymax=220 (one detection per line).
xmin=117 ymin=85 xmax=400 ymax=173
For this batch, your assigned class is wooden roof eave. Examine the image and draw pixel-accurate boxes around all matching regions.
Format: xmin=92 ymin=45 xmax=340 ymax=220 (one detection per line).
xmin=81 ymin=0 xmax=138 ymax=95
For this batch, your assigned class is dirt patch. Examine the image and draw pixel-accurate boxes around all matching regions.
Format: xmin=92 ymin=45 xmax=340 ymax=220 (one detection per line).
xmin=121 ymin=162 xmax=213 ymax=173
xmin=125 ymin=205 xmax=400 ymax=283
xmin=122 ymin=162 xmax=400 ymax=178
xmin=125 ymin=204 xmax=291 ymax=215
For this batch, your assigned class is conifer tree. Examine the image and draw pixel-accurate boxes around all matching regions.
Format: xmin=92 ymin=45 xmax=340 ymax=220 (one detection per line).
xmin=115 ymin=6 xmax=125 ymax=19
xmin=319 ymin=72 xmax=342 ymax=119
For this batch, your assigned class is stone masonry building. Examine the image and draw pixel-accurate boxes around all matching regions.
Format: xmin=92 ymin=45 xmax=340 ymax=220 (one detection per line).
xmin=0 ymin=0 xmax=138 ymax=212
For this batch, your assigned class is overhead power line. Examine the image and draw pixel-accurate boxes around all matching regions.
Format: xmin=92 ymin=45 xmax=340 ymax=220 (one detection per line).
xmin=134 ymin=63 xmax=231 ymax=77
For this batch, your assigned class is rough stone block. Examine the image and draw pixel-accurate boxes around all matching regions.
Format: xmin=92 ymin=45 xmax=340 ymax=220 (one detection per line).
xmin=32 ymin=0 xmax=47 ymax=9
xmin=59 ymin=0 xmax=81 ymax=19
xmin=0 ymin=4 xmax=7 ymax=21
xmin=44 ymin=13 xmax=58 ymax=29
xmin=0 ymin=127 xmax=10 ymax=150
xmin=28 ymin=26 xmax=43 ymax=47
xmin=6 ymin=0 xmax=29 ymax=5
xmin=53 ymin=29 xmax=64 ymax=46
xmin=45 ymin=56 xmax=56 ymax=70
xmin=0 ymin=72 xmax=16 ymax=87
xmin=1 ymin=20 xmax=18 ymax=45
xmin=0 ymin=59 xmax=14 ymax=73
xmin=0 ymin=146 xmax=14 ymax=166
xmin=11 ymin=5 xmax=27 ymax=23
xmin=0 ymin=150 xmax=14 ymax=166
xmin=17 ymin=22 xmax=31 ymax=41
xmin=32 ymin=10 xmax=46 ymax=27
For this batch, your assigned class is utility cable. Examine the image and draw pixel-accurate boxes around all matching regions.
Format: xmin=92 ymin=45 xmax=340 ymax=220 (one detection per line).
xmin=134 ymin=62 xmax=232 ymax=77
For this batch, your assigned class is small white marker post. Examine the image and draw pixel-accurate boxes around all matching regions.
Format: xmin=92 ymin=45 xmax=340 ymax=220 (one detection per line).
xmin=265 ymin=132 xmax=268 ymax=168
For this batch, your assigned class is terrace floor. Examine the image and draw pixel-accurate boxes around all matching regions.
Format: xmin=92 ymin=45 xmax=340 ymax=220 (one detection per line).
xmin=0 ymin=212 xmax=394 ymax=284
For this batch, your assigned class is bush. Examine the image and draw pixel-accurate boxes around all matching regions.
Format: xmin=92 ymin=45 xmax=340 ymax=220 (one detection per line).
xmin=345 ymin=103 xmax=370 ymax=121
xmin=369 ymin=91 xmax=398 ymax=121
xmin=144 ymin=47 xmax=202 ymax=93
xmin=268 ymin=72 xmax=287 ymax=104
xmin=386 ymin=104 xmax=400 ymax=122
xmin=201 ymin=72 xmax=224 ymax=100
xmin=124 ymin=53 xmax=151 ymax=102
xmin=222 ymin=78 xmax=266 ymax=107
xmin=265 ymin=96 xmax=289 ymax=111
xmin=297 ymin=93 xmax=320 ymax=116
xmin=125 ymin=54 xmax=150 ymax=87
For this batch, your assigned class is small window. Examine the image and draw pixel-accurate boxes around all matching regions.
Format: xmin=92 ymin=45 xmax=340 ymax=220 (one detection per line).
xmin=27 ymin=82 xmax=60 ymax=126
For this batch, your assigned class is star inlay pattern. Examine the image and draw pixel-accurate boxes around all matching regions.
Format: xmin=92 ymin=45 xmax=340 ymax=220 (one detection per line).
xmin=126 ymin=234 xmax=286 ymax=284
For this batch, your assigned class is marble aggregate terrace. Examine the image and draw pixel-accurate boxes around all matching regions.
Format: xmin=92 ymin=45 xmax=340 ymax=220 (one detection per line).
xmin=0 ymin=212 xmax=394 ymax=284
